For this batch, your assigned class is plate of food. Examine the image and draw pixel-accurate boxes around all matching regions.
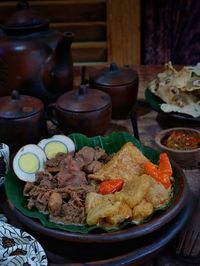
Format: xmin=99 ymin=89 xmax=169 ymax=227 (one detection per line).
xmin=5 ymin=132 xmax=188 ymax=243
xmin=145 ymin=62 xmax=200 ymax=124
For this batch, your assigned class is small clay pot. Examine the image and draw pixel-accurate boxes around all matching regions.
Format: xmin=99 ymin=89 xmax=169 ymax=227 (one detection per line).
xmin=48 ymin=84 xmax=112 ymax=136
xmin=155 ymin=127 xmax=200 ymax=169
xmin=89 ymin=63 xmax=139 ymax=119
xmin=0 ymin=90 xmax=46 ymax=152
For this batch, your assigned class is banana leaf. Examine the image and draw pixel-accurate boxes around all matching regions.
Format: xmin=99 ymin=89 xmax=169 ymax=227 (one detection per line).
xmin=5 ymin=132 xmax=179 ymax=233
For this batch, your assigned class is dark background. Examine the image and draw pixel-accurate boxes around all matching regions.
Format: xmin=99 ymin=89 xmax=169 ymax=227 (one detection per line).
xmin=141 ymin=0 xmax=200 ymax=65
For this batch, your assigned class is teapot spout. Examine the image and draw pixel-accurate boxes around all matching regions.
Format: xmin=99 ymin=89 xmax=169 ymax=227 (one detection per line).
xmin=42 ymin=32 xmax=74 ymax=97
xmin=53 ymin=32 xmax=74 ymax=64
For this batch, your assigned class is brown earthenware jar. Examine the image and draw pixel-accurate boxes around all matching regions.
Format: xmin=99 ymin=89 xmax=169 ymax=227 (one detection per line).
xmin=0 ymin=90 xmax=46 ymax=152
xmin=0 ymin=0 xmax=74 ymax=105
xmin=48 ymin=84 xmax=112 ymax=136
xmin=89 ymin=63 xmax=139 ymax=119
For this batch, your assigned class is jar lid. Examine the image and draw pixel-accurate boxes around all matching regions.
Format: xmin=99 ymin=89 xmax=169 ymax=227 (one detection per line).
xmin=57 ymin=85 xmax=111 ymax=112
xmin=1 ymin=0 xmax=49 ymax=35
xmin=90 ymin=63 xmax=138 ymax=87
xmin=0 ymin=90 xmax=44 ymax=119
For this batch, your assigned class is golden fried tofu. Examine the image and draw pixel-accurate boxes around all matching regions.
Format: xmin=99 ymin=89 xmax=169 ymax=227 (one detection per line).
xmin=85 ymin=142 xmax=171 ymax=227
xmin=115 ymin=174 xmax=170 ymax=222
xmin=85 ymin=173 xmax=171 ymax=226
xmin=85 ymin=192 xmax=113 ymax=214
xmin=106 ymin=202 xmax=132 ymax=226
xmin=85 ymin=192 xmax=132 ymax=226
xmin=88 ymin=142 xmax=148 ymax=182
xmin=132 ymin=200 xmax=154 ymax=222
xmin=145 ymin=180 xmax=170 ymax=208
xmin=115 ymin=174 xmax=153 ymax=208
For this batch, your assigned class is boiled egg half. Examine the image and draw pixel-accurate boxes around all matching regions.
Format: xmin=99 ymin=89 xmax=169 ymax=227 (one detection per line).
xmin=38 ymin=135 xmax=75 ymax=159
xmin=13 ymin=144 xmax=47 ymax=182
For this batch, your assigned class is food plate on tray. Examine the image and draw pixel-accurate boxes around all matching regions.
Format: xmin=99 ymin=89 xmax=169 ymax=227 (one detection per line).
xmin=5 ymin=132 xmax=188 ymax=242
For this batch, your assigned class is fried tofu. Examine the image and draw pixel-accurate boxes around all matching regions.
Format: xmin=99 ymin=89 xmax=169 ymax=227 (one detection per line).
xmin=85 ymin=143 xmax=171 ymax=227
xmin=115 ymin=174 xmax=153 ymax=208
xmin=132 ymin=200 xmax=154 ymax=222
xmin=85 ymin=192 xmax=132 ymax=226
xmin=85 ymin=173 xmax=170 ymax=227
xmin=145 ymin=180 xmax=170 ymax=208
xmin=88 ymin=142 xmax=148 ymax=182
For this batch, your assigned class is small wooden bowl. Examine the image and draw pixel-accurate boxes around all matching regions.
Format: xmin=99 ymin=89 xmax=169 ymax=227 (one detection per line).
xmin=155 ymin=127 xmax=200 ymax=169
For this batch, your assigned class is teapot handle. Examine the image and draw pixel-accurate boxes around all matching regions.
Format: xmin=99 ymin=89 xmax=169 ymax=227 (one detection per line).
xmin=47 ymin=103 xmax=59 ymax=127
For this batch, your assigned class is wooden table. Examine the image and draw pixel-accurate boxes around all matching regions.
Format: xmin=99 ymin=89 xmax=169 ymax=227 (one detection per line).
xmin=1 ymin=65 xmax=200 ymax=265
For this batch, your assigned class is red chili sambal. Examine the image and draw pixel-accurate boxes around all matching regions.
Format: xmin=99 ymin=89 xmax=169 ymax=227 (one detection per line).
xmin=162 ymin=130 xmax=200 ymax=150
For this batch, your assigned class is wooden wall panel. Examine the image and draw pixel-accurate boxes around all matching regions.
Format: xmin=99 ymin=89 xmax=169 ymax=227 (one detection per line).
xmin=107 ymin=0 xmax=141 ymax=66
xmin=0 ymin=0 xmax=141 ymax=65
xmin=51 ymin=22 xmax=106 ymax=42
xmin=72 ymin=46 xmax=107 ymax=63
xmin=27 ymin=1 xmax=106 ymax=23
xmin=0 ymin=1 xmax=106 ymax=23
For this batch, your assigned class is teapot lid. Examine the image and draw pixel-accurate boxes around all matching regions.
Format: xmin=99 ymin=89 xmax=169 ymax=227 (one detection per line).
xmin=2 ymin=0 xmax=49 ymax=34
xmin=0 ymin=90 xmax=44 ymax=119
xmin=57 ymin=85 xmax=111 ymax=112
xmin=90 ymin=63 xmax=138 ymax=86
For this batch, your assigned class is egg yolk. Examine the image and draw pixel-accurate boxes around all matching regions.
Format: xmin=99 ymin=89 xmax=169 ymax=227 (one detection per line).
xmin=44 ymin=141 xmax=67 ymax=159
xmin=19 ymin=153 xmax=39 ymax=174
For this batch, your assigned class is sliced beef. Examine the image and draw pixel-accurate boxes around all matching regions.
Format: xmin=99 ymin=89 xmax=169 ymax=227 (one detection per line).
xmin=94 ymin=147 xmax=108 ymax=161
xmin=75 ymin=146 xmax=109 ymax=170
xmin=84 ymin=161 xmax=103 ymax=174
xmin=45 ymin=153 xmax=68 ymax=173
xmin=75 ymin=147 xmax=96 ymax=168
xmin=57 ymin=153 xmax=87 ymax=187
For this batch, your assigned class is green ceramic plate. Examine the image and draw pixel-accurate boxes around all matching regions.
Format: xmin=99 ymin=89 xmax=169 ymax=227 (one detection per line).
xmin=5 ymin=132 xmax=185 ymax=234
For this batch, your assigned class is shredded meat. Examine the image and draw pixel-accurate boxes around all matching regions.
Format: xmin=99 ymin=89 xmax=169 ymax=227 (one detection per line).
xmin=23 ymin=146 xmax=107 ymax=225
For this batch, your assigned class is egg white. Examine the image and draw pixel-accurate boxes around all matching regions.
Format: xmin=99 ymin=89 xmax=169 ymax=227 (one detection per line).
xmin=13 ymin=144 xmax=47 ymax=182
xmin=38 ymin=135 xmax=75 ymax=159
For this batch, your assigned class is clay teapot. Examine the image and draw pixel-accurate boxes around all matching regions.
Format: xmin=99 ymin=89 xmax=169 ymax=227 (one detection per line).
xmin=89 ymin=63 xmax=139 ymax=119
xmin=0 ymin=0 xmax=74 ymax=105
xmin=48 ymin=84 xmax=112 ymax=136
xmin=0 ymin=90 xmax=46 ymax=153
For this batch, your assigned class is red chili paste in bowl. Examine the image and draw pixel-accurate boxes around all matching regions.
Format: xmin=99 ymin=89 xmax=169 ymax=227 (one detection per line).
xmin=162 ymin=130 xmax=200 ymax=150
